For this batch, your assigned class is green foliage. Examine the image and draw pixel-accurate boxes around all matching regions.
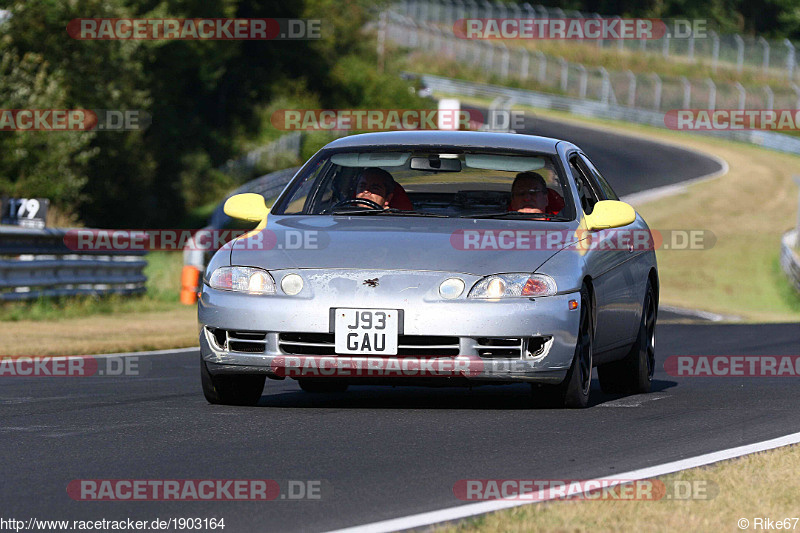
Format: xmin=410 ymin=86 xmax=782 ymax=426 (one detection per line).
xmin=178 ymin=151 xmax=236 ymax=210
xmin=0 ymin=50 xmax=96 ymax=212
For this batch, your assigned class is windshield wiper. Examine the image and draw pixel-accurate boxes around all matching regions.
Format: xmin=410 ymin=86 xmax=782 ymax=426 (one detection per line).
xmin=460 ymin=212 xmax=571 ymax=221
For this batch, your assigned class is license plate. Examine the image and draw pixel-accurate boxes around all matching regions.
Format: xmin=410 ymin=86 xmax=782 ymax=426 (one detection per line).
xmin=334 ymin=308 xmax=398 ymax=355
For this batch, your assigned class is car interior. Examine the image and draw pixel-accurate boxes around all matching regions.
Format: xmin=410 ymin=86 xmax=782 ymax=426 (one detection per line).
xmin=278 ymin=151 xmax=572 ymax=218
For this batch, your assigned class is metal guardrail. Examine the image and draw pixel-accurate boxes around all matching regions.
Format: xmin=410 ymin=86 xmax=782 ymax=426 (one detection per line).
xmin=0 ymin=226 xmax=148 ymax=301
xmin=780 ymin=230 xmax=800 ymax=293
xmin=388 ymin=13 xmax=800 ymax=114
xmin=399 ymin=0 xmax=800 ymax=80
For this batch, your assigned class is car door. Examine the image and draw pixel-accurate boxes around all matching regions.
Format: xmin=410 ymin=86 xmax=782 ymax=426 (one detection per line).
xmin=568 ymin=153 xmax=637 ymax=354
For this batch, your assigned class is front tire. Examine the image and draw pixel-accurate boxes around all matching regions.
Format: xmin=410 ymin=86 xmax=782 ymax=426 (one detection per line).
xmin=532 ymin=284 xmax=593 ymax=408
xmin=597 ymin=280 xmax=656 ymax=394
xmin=201 ymin=359 xmax=265 ymax=406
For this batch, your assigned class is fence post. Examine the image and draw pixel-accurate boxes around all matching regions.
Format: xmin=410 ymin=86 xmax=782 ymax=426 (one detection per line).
xmin=431 ymin=0 xmax=440 ymax=23
xmin=794 ymin=176 xmax=800 ymax=247
xmin=650 ymin=73 xmax=662 ymax=111
xmin=614 ymin=16 xmax=623 ymax=51
xmin=520 ymin=48 xmax=530 ymax=80
xmin=734 ymin=82 xmax=746 ymax=109
xmin=577 ymin=64 xmax=587 ymax=98
xmin=680 ymin=76 xmax=691 ymax=108
xmin=662 ymin=30 xmax=670 ymax=58
xmin=495 ymin=0 xmax=507 ymax=19
xmin=599 ymin=67 xmax=610 ymax=104
xmin=785 ymin=39 xmax=796 ymax=80
xmin=482 ymin=0 xmax=493 ymax=19
xmin=536 ymin=51 xmax=547 ymax=83
xmin=594 ymin=13 xmax=604 ymax=48
xmin=706 ymin=78 xmax=716 ymax=110
xmin=792 ymin=83 xmax=800 ymax=109
xmin=377 ymin=11 xmax=386 ymax=74
xmin=734 ymin=34 xmax=744 ymax=74
xmin=559 ymin=58 xmax=568 ymax=92
xmin=764 ymin=86 xmax=774 ymax=110
xmin=455 ymin=0 xmax=465 ymax=21
xmin=523 ymin=2 xmax=535 ymax=19
xmin=500 ymin=42 xmax=510 ymax=78
xmin=711 ymin=31 xmax=719 ymax=73
xmin=420 ymin=0 xmax=429 ymax=23
xmin=758 ymin=37 xmax=770 ymax=75
xmin=626 ymin=70 xmax=636 ymax=107
xmin=688 ymin=32 xmax=695 ymax=61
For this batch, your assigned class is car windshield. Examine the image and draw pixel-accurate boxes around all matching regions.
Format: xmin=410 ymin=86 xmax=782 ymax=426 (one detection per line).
xmin=272 ymin=150 xmax=575 ymax=220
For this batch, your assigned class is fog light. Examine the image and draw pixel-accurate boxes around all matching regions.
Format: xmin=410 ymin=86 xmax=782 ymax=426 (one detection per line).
xmin=281 ymin=274 xmax=304 ymax=295
xmin=439 ymin=277 xmax=465 ymax=299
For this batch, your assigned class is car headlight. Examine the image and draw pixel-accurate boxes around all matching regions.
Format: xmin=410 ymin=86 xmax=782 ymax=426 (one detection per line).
xmin=468 ymin=273 xmax=557 ymax=299
xmin=208 ymin=266 xmax=276 ymax=295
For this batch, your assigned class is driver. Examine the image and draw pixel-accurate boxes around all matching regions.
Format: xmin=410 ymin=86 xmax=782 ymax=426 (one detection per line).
xmin=354 ymin=167 xmax=395 ymax=209
xmin=509 ymin=171 xmax=549 ymax=214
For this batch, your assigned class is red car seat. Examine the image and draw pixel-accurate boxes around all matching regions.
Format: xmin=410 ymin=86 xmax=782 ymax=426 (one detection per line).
xmin=389 ymin=182 xmax=414 ymax=210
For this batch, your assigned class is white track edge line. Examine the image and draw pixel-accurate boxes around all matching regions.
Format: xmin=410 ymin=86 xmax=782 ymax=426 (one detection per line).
xmin=22 ymin=347 xmax=200 ymax=360
xmin=326 ymin=431 xmax=800 ymax=533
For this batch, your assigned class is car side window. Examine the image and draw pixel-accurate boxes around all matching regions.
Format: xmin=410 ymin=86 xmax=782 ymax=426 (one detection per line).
xmin=568 ymin=155 xmax=599 ymax=215
xmin=579 ymin=154 xmax=619 ymax=201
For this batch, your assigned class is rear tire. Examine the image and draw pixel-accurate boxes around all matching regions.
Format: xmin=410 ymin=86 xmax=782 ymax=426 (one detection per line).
xmin=201 ymin=359 xmax=265 ymax=406
xmin=531 ymin=284 xmax=593 ymax=408
xmin=597 ymin=280 xmax=656 ymax=394
xmin=298 ymin=379 xmax=349 ymax=393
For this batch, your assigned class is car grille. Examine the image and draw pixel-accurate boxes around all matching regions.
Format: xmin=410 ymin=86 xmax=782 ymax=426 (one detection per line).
xmin=207 ymin=328 xmax=267 ymax=354
xmin=474 ymin=337 xmax=552 ymax=359
xmin=278 ymin=333 xmax=460 ymax=356
xmin=208 ymin=328 xmax=550 ymax=359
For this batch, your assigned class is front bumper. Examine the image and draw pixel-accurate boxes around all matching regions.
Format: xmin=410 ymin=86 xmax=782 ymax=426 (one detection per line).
xmin=198 ymin=283 xmax=580 ymax=385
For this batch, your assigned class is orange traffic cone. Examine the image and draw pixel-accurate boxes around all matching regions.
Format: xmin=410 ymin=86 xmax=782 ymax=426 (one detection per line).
xmin=180 ymin=265 xmax=200 ymax=305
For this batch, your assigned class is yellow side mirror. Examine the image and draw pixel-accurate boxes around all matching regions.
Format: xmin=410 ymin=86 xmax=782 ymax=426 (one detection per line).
xmin=585 ymin=200 xmax=636 ymax=231
xmin=223 ymin=193 xmax=269 ymax=222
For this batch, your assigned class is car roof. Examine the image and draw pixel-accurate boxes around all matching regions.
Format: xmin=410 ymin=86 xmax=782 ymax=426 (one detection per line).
xmin=323 ymin=131 xmax=569 ymax=155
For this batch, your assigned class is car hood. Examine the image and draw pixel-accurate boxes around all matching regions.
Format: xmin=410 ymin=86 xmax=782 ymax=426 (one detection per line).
xmin=229 ymin=215 xmax=580 ymax=276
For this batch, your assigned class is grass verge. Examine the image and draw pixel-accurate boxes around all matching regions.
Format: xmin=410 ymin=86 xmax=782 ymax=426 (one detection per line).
xmin=438 ymin=444 xmax=800 ymax=533
xmin=2 ymin=251 xmax=197 ymax=355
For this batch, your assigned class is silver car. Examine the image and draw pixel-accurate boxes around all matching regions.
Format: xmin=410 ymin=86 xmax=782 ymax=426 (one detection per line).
xmin=198 ymin=131 xmax=658 ymax=408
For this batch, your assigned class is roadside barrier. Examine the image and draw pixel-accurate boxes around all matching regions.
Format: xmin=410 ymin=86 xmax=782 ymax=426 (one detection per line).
xmin=0 ymin=226 xmax=147 ymax=301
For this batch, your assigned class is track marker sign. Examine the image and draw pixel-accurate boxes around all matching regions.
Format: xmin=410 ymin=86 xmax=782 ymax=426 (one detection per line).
xmin=1 ymin=197 xmax=49 ymax=229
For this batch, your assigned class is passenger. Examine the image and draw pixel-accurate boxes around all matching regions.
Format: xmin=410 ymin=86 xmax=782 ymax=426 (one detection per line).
xmin=509 ymin=171 xmax=549 ymax=214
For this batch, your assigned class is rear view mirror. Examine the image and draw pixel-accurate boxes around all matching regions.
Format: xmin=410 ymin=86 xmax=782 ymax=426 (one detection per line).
xmin=410 ymin=157 xmax=462 ymax=172
xmin=223 ymin=193 xmax=269 ymax=222
xmin=585 ymin=200 xmax=636 ymax=230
